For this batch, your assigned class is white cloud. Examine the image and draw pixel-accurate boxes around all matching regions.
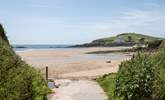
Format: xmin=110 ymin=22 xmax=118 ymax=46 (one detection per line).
xmin=1 ymin=1 xmax=165 ymax=44
xmin=85 ymin=9 xmax=165 ymax=38
xmin=7 ymin=9 xmax=165 ymax=44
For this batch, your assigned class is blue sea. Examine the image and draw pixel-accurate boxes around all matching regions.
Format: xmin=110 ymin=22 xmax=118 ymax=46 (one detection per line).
xmin=12 ymin=44 xmax=72 ymax=51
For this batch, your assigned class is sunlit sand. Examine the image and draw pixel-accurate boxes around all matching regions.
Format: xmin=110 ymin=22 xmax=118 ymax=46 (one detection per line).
xmin=16 ymin=47 xmax=132 ymax=79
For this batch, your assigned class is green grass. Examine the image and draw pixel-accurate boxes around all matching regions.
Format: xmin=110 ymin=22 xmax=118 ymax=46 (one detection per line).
xmin=97 ymin=74 xmax=119 ymax=100
xmin=92 ymin=33 xmax=163 ymax=43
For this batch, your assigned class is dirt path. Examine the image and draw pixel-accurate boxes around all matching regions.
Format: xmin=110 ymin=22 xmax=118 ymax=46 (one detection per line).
xmin=57 ymin=66 xmax=118 ymax=79
xmin=48 ymin=79 xmax=108 ymax=100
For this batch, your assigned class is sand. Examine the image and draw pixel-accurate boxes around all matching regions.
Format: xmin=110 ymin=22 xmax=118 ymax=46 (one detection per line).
xmin=48 ymin=79 xmax=108 ymax=100
xmin=16 ymin=47 xmax=132 ymax=79
xmin=16 ymin=47 xmax=132 ymax=100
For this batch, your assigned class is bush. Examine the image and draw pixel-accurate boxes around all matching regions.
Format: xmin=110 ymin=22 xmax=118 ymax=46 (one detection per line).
xmin=147 ymin=40 xmax=162 ymax=49
xmin=115 ymin=53 xmax=163 ymax=100
xmin=153 ymin=48 xmax=165 ymax=99
xmin=0 ymin=24 xmax=49 ymax=100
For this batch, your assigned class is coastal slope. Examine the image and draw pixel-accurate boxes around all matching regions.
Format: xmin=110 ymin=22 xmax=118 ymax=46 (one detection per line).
xmin=72 ymin=33 xmax=163 ymax=47
xmin=0 ymin=24 xmax=49 ymax=99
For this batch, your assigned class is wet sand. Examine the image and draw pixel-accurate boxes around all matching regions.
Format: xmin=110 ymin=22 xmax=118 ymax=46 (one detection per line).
xmin=16 ymin=47 xmax=132 ymax=79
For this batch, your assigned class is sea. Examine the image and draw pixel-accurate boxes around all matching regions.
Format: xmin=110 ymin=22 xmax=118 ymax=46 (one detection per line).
xmin=12 ymin=44 xmax=72 ymax=51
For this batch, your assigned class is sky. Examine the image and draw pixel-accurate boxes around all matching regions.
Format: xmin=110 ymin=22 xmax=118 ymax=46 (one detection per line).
xmin=0 ymin=0 xmax=165 ymax=44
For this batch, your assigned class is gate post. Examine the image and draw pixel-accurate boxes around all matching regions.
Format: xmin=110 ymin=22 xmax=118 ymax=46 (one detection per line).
xmin=46 ymin=66 xmax=48 ymax=80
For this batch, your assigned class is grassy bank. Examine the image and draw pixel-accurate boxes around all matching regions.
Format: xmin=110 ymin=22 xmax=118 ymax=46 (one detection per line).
xmin=72 ymin=33 xmax=164 ymax=47
xmin=0 ymin=24 xmax=49 ymax=100
xmin=97 ymin=74 xmax=116 ymax=100
xmin=97 ymin=48 xmax=165 ymax=100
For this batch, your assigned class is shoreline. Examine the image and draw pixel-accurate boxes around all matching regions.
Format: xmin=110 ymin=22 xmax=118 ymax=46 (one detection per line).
xmin=16 ymin=46 xmax=132 ymax=79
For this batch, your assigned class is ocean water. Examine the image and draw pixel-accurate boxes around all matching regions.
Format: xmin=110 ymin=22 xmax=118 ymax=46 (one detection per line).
xmin=12 ymin=44 xmax=72 ymax=51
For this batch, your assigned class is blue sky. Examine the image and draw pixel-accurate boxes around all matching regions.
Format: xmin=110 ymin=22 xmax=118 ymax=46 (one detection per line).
xmin=0 ymin=0 xmax=165 ymax=44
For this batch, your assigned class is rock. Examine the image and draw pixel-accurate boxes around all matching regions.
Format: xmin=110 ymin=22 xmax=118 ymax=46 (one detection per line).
xmin=106 ymin=60 xmax=111 ymax=63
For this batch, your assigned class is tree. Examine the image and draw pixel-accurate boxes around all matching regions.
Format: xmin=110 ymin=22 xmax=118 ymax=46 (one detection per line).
xmin=128 ymin=36 xmax=132 ymax=42
xmin=139 ymin=38 xmax=145 ymax=44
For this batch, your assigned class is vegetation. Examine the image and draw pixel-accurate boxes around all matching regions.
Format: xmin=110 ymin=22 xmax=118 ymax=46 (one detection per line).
xmin=94 ymin=33 xmax=162 ymax=43
xmin=147 ymin=39 xmax=162 ymax=49
xmin=97 ymin=74 xmax=117 ymax=100
xmin=115 ymin=53 xmax=164 ymax=100
xmin=97 ymin=48 xmax=165 ymax=100
xmin=0 ymin=25 xmax=9 ymax=44
xmin=160 ymin=40 xmax=165 ymax=48
xmin=0 ymin=24 xmax=49 ymax=100
xmin=73 ymin=33 xmax=163 ymax=47
xmin=127 ymin=36 xmax=132 ymax=42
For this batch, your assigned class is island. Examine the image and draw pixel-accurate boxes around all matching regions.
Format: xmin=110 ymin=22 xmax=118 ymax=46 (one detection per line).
xmin=72 ymin=33 xmax=163 ymax=47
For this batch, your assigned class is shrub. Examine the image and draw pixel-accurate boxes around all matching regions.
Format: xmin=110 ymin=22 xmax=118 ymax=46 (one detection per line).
xmin=147 ymin=40 xmax=162 ymax=49
xmin=0 ymin=24 xmax=49 ymax=100
xmin=115 ymin=53 xmax=162 ymax=100
xmin=153 ymin=48 xmax=165 ymax=99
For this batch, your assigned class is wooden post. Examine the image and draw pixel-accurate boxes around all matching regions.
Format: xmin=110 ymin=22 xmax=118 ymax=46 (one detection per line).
xmin=46 ymin=66 xmax=48 ymax=80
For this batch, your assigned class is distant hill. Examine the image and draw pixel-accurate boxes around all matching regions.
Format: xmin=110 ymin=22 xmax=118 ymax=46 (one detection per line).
xmin=72 ymin=33 xmax=164 ymax=47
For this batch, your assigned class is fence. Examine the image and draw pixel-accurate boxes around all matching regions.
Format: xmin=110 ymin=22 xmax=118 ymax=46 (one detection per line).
xmin=39 ymin=66 xmax=49 ymax=80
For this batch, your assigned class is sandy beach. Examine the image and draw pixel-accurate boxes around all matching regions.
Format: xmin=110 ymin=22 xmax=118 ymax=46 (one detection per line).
xmin=16 ymin=47 xmax=132 ymax=100
xmin=16 ymin=47 xmax=131 ymax=79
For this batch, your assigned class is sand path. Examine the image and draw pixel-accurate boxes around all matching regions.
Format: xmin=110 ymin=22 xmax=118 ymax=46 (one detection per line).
xmin=48 ymin=79 xmax=108 ymax=100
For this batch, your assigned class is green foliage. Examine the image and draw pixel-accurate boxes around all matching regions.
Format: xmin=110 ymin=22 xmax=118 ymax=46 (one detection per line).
xmin=127 ymin=36 xmax=132 ymax=42
xmin=97 ymin=48 xmax=165 ymax=100
xmin=0 ymin=24 xmax=49 ymax=100
xmin=0 ymin=24 xmax=9 ymax=44
xmin=115 ymin=51 xmax=165 ymax=100
xmin=149 ymin=48 xmax=165 ymax=99
xmin=147 ymin=39 xmax=162 ymax=49
xmin=97 ymin=74 xmax=117 ymax=100
xmin=73 ymin=33 xmax=164 ymax=47
xmin=93 ymin=33 xmax=162 ymax=44
xmin=139 ymin=38 xmax=145 ymax=44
